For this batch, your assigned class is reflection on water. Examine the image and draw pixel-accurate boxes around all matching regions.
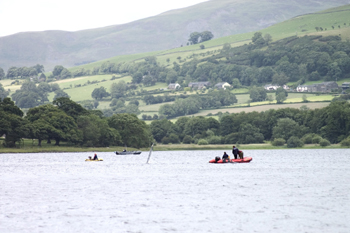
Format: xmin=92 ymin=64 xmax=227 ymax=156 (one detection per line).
xmin=0 ymin=149 xmax=349 ymax=233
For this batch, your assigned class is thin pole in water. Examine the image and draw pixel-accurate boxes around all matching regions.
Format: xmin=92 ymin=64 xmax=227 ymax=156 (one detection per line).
xmin=146 ymin=143 xmax=154 ymax=164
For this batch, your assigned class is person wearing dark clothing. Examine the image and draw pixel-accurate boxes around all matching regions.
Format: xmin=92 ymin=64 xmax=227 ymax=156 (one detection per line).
xmin=222 ymin=152 xmax=229 ymax=162
xmin=93 ymin=153 xmax=98 ymax=160
xmin=232 ymin=146 xmax=239 ymax=159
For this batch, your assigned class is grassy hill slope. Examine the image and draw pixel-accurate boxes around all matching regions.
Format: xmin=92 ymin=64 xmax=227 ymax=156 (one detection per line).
xmin=0 ymin=0 xmax=349 ymax=71
xmin=72 ymin=4 xmax=350 ymax=71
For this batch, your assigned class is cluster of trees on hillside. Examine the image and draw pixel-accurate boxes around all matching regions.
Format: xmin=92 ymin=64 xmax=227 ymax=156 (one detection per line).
xmin=78 ymin=34 xmax=350 ymax=94
xmin=10 ymin=81 xmax=69 ymax=108
xmin=2 ymin=96 xmax=350 ymax=148
xmin=151 ymin=99 xmax=350 ymax=147
xmin=159 ymin=90 xmax=237 ymax=118
xmin=1 ymin=64 xmax=45 ymax=80
xmin=0 ymin=97 xmax=151 ymax=148
xmin=1 ymin=34 xmax=349 ymax=91
xmin=188 ymin=31 xmax=214 ymax=45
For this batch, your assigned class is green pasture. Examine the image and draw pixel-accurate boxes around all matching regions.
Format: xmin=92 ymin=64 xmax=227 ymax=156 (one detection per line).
xmin=67 ymin=4 xmax=350 ymax=72
xmin=184 ymin=102 xmax=331 ymax=118
xmin=139 ymin=102 xmax=173 ymax=112
xmin=48 ymin=75 xmax=132 ymax=102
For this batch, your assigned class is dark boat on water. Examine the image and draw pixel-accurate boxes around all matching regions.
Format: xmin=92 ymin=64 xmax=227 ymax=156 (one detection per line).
xmin=114 ymin=151 xmax=142 ymax=155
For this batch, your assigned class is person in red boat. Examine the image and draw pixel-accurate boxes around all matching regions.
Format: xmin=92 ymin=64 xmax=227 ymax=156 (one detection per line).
xmin=232 ymin=145 xmax=239 ymax=159
xmin=222 ymin=152 xmax=230 ymax=162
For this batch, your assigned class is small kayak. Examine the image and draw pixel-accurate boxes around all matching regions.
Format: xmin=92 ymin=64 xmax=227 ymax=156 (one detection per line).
xmin=85 ymin=158 xmax=103 ymax=161
xmin=209 ymin=157 xmax=252 ymax=163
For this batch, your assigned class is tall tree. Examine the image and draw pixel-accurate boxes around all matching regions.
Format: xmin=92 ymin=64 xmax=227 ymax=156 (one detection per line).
xmin=0 ymin=98 xmax=28 ymax=147
xmin=108 ymin=113 xmax=152 ymax=148
xmin=26 ymin=104 xmax=81 ymax=146
xmin=0 ymin=83 xmax=9 ymax=99
xmin=188 ymin=32 xmax=201 ymax=45
xmin=91 ymin=86 xmax=110 ymax=100
xmin=200 ymin=31 xmax=214 ymax=42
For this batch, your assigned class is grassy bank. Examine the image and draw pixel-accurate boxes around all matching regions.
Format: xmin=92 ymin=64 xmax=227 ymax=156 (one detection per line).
xmin=0 ymin=142 xmax=342 ymax=153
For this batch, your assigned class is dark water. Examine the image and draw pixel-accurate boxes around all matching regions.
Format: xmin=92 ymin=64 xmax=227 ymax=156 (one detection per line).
xmin=0 ymin=149 xmax=349 ymax=233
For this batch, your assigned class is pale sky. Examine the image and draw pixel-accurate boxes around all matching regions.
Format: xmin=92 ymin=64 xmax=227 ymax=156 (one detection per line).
xmin=0 ymin=0 xmax=208 ymax=37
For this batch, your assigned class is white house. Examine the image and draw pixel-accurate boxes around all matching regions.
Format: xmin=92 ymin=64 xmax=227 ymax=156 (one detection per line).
xmin=264 ymin=84 xmax=289 ymax=91
xmin=168 ymin=83 xmax=181 ymax=90
xmin=214 ymin=82 xmax=231 ymax=90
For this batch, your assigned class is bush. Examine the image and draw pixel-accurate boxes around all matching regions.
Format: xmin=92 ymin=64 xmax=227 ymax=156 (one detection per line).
xmin=340 ymin=137 xmax=350 ymax=147
xmin=161 ymin=136 xmax=170 ymax=144
xmin=208 ymin=136 xmax=221 ymax=144
xmin=197 ymin=139 xmax=208 ymax=145
xmin=271 ymin=138 xmax=286 ymax=146
xmin=302 ymin=134 xmax=313 ymax=144
xmin=312 ymin=136 xmax=322 ymax=144
xmin=182 ymin=135 xmax=192 ymax=144
xmin=168 ymin=133 xmax=180 ymax=144
xmin=287 ymin=136 xmax=304 ymax=148
xmin=319 ymin=139 xmax=331 ymax=147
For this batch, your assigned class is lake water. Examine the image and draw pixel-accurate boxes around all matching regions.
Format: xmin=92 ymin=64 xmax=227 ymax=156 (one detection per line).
xmin=0 ymin=149 xmax=349 ymax=233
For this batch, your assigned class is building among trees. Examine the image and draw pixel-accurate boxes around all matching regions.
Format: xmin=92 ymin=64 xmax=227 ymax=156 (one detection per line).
xmin=214 ymin=82 xmax=231 ymax=90
xmin=168 ymin=83 xmax=181 ymax=90
xmin=264 ymin=84 xmax=289 ymax=91
xmin=296 ymin=82 xmax=338 ymax=93
xmin=188 ymin=82 xmax=210 ymax=90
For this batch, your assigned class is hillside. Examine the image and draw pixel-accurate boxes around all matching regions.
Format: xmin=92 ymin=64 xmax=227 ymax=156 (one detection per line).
xmin=0 ymin=0 xmax=349 ymax=71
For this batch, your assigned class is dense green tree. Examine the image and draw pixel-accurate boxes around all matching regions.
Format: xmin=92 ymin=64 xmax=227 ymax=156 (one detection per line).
xmin=287 ymin=136 xmax=304 ymax=148
xmin=54 ymin=89 xmax=70 ymax=100
xmin=318 ymin=101 xmax=350 ymax=143
xmin=0 ymin=83 xmax=9 ymax=99
xmin=91 ymin=86 xmax=110 ymax=100
xmin=132 ymin=72 xmax=143 ymax=84
xmin=0 ymin=98 xmax=27 ymax=147
xmin=26 ymin=104 xmax=81 ymax=146
xmin=272 ymin=73 xmax=289 ymax=86
xmin=0 ymin=67 xmax=5 ymax=80
xmin=11 ymin=81 xmax=43 ymax=108
xmin=110 ymin=80 xmax=127 ymax=99
xmin=108 ymin=113 xmax=152 ymax=148
xmin=53 ymin=97 xmax=89 ymax=120
xmin=32 ymin=64 xmax=45 ymax=73
xmin=276 ymin=92 xmax=287 ymax=104
xmin=200 ymin=31 xmax=214 ymax=42
xmin=249 ymin=87 xmax=267 ymax=102
xmin=327 ymin=62 xmax=341 ymax=81
xmin=52 ymin=65 xmax=65 ymax=77
xmin=272 ymin=118 xmax=307 ymax=141
xmin=77 ymin=114 xmax=121 ymax=147
xmin=238 ymin=123 xmax=264 ymax=144
xmin=6 ymin=67 xmax=18 ymax=78
xmin=252 ymin=32 xmax=265 ymax=46
xmin=188 ymin=32 xmax=201 ymax=45
xmin=150 ymin=119 xmax=175 ymax=142
xmin=264 ymin=33 xmax=272 ymax=45
xmin=184 ymin=117 xmax=208 ymax=138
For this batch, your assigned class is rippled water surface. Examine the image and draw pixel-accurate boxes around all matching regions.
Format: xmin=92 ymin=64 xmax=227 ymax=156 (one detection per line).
xmin=1 ymin=149 xmax=349 ymax=233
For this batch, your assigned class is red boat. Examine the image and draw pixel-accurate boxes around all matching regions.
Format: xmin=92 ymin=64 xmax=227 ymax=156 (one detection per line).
xmin=209 ymin=157 xmax=253 ymax=163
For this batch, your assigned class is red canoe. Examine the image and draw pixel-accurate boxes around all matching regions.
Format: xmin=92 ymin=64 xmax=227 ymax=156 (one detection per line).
xmin=209 ymin=157 xmax=253 ymax=163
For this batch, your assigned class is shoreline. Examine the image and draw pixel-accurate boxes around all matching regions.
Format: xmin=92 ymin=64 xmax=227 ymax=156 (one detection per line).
xmin=0 ymin=143 xmax=343 ymax=153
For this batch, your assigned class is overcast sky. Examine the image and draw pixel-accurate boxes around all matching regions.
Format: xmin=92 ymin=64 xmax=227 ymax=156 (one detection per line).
xmin=0 ymin=0 xmax=208 ymax=37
